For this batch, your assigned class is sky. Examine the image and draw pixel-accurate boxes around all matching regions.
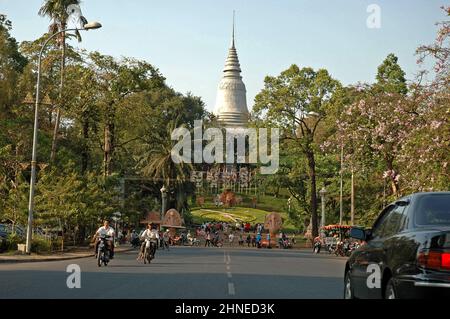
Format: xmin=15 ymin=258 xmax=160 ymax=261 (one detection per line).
xmin=1 ymin=0 xmax=447 ymax=113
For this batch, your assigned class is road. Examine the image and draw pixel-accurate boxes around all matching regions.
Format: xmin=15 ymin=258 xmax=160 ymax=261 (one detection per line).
xmin=0 ymin=247 xmax=346 ymax=299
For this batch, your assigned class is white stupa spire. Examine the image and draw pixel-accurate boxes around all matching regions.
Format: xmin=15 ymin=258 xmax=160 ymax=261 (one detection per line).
xmin=215 ymin=12 xmax=249 ymax=128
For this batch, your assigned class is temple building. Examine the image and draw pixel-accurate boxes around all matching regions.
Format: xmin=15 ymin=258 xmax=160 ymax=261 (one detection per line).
xmin=215 ymin=18 xmax=249 ymax=128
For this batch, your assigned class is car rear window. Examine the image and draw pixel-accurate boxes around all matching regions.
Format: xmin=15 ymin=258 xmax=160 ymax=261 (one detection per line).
xmin=415 ymin=194 xmax=450 ymax=226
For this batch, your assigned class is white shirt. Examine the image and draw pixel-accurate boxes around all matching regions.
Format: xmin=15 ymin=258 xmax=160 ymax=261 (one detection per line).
xmin=96 ymin=226 xmax=115 ymax=241
xmin=141 ymin=229 xmax=159 ymax=240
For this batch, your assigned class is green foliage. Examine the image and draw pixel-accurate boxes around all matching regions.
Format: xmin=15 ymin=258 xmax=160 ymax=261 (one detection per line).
xmin=1 ymin=8 xmax=448 ymax=243
xmin=31 ymin=236 xmax=52 ymax=253
xmin=4 ymin=233 xmax=23 ymax=250
xmin=253 ymin=65 xmax=342 ymax=237
xmin=375 ymin=53 xmax=407 ymax=94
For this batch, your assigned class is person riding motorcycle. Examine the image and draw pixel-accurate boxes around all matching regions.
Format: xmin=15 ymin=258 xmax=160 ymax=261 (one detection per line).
xmin=130 ymin=229 xmax=139 ymax=248
xmin=162 ymin=229 xmax=170 ymax=250
xmin=94 ymin=220 xmax=115 ymax=259
xmin=313 ymin=235 xmax=322 ymax=253
xmin=138 ymin=223 xmax=159 ymax=260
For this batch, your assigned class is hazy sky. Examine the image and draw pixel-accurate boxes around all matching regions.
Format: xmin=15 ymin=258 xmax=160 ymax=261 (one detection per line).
xmin=1 ymin=0 xmax=447 ymax=112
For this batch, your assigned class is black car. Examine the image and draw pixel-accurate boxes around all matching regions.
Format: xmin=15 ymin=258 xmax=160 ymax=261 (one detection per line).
xmin=344 ymin=192 xmax=450 ymax=299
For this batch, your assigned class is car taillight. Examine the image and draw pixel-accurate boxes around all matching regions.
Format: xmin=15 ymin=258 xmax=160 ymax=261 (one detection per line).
xmin=443 ymin=253 xmax=450 ymax=269
xmin=418 ymin=250 xmax=450 ymax=271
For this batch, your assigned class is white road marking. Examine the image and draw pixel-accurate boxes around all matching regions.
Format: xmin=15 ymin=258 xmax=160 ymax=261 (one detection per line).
xmin=228 ymin=283 xmax=235 ymax=295
xmin=227 ymin=272 xmax=232 ymax=278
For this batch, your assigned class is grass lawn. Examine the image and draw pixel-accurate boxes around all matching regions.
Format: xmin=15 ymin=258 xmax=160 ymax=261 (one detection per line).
xmin=191 ymin=206 xmax=297 ymax=232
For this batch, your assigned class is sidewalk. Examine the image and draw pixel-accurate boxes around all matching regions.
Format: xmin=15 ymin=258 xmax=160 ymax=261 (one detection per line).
xmin=0 ymin=246 xmax=135 ymax=264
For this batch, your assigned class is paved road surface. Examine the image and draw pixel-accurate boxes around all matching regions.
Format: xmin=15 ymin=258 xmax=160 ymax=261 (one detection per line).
xmin=0 ymin=247 xmax=346 ymax=299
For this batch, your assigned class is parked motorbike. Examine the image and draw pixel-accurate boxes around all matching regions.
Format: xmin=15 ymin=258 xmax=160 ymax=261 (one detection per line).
xmin=97 ymin=235 xmax=112 ymax=267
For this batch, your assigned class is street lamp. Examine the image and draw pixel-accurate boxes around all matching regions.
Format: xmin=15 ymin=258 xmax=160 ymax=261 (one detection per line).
xmin=319 ymin=187 xmax=327 ymax=228
xmin=287 ymin=197 xmax=292 ymax=213
xmin=25 ymin=22 xmax=102 ymax=254
xmin=160 ymin=186 xmax=167 ymax=220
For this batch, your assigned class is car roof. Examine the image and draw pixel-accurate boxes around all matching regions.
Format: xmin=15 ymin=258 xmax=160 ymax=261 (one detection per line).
xmin=397 ymin=191 xmax=450 ymax=202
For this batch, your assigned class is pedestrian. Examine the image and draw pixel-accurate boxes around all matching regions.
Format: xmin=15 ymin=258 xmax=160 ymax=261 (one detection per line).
xmin=163 ymin=229 xmax=170 ymax=250
xmin=291 ymin=233 xmax=296 ymax=245
xmin=238 ymin=233 xmax=244 ymax=246
xmin=266 ymin=232 xmax=271 ymax=249
xmin=228 ymin=233 xmax=235 ymax=247
xmin=205 ymin=232 xmax=211 ymax=247
xmin=246 ymin=234 xmax=251 ymax=247
xmin=251 ymin=234 xmax=256 ymax=247
xmin=256 ymin=233 xmax=262 ymax=248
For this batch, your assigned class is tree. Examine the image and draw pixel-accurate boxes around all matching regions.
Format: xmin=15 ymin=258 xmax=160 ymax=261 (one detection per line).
xmin=375 ymin=53 xmax=407 ymax=94
xmin=254 ymin=65 xmax=341 ymax=238
xmin=38 ymin=0 xmax=81 ymax=164
xmin=135 ymin=117 xmax=194 ymax=213
xmin=0 ymin=13 xmax=28 ymax=117
xmin=87 ymin=52 xmax=165 ymax=176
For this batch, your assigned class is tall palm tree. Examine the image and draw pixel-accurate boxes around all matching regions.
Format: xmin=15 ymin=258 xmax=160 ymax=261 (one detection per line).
xmin=136 ymin=118 xmax=194 ymax=212
xmin=38 ymin=0 xmax=81 ymax=164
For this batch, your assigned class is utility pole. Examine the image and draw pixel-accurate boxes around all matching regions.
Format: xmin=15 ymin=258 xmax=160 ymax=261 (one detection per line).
xmin=351 ymin=168 xmax=355 ymax=225
xmin=339 ymin=144 xmax=343 ymax=225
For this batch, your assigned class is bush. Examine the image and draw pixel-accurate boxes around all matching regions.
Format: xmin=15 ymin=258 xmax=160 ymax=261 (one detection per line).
xmin=6 ymin=233 xmax=24 ymax=251
xmin=0 ymin=237 xmax=7 ymax=253
xmin=31 ymin=236 xmax=51 ymax=253
xmin=183 ymin=209 xmax=193 ymax=226
xmin=51 ymin=237 xmax=63 ymax=251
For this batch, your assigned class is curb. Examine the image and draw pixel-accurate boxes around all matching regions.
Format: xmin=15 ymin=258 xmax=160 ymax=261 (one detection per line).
xmin=0 ymin=247 xmax=135 ymax=264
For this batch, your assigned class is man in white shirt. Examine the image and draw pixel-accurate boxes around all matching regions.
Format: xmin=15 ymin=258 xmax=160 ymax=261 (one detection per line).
xmin=138 ymin=223 xmax=159 ymax=260
xmin=94 ymin=220 xmax=115 ymax=259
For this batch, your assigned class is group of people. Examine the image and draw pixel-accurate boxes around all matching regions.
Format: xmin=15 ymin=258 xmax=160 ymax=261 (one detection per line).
xmin=92 ymin=219 xmax=296 ymax=262
xmin=199 ymin=221 xmax=266 ymax=235
xmin=93 ymin=220 xmax=174 ymax=262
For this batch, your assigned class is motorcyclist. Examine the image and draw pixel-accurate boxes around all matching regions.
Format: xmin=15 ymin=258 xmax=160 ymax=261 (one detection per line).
xmin=130 ymin=229 xmax=139 ymax=248
xmin=313 ymin=234 xmax=323 ymax=253
xmin=162 ymin=229 xmax=170 ymax=250
xmin=94 ymin=220 xmax=115 ymax=259
xmin=138 ymin=223 xmax=159 ymax=260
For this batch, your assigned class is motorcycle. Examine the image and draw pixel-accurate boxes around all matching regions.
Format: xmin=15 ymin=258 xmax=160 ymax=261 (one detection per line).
xmin=188 ymin=237 xmax=200 ymax=246
xmin=143 ymin=239 xmax=157 ymax=264
xmin=326 ymin=243 xmax=336 ymax=254
xmin=97 ymin=235 xmax=112 ymax=267
xmin=131 ymin=236 xmax=140 ymax=248
xmin=313 ymin=241 xmax=321 ymax=253
xmin=211 ymin=237 xmax=223 ymax=247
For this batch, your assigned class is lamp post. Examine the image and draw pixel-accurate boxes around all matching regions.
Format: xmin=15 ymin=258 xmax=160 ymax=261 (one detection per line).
xmin=339 ymin=143 xmax=344 ymax=225
xmin=319 ymin=187 xmax=327 ymax=228
xmin=160 ymin=186 xmax=167 ymax=220
xmin=287 ymin=197 xmax=291 ymax=213
xmin=25 ymin=22 xmax=102 ymax=254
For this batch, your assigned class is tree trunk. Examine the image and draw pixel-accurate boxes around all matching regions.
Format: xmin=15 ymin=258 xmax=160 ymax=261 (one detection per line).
xmin=306 ymin=149 xmax=318 ymax=238
xmin=81 ymin=116 xmax=89 ymax=174
xmin=386 ymin=159 xmax=400 ymax=197
xmin=103 ymin=121 xmax=115 ymax=176
xmin=50 ymin=28 xmax=66 ymax=164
